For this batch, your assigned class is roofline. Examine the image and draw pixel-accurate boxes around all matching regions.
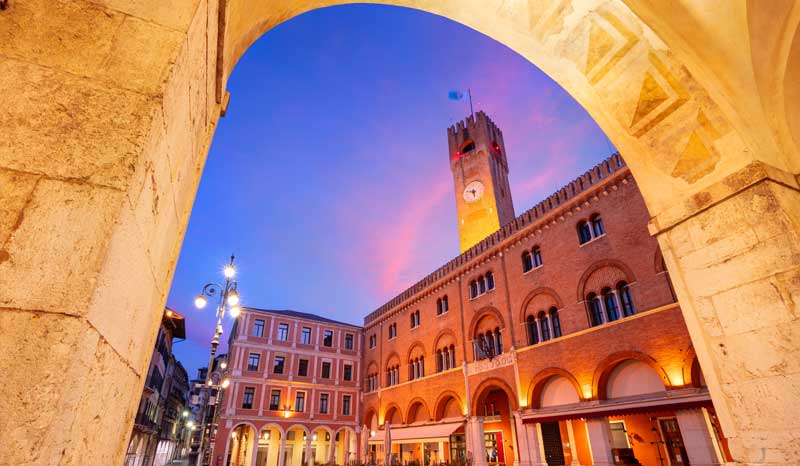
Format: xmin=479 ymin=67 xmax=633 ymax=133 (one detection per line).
xmin=242 ymin=307 xmax=363 ymax=329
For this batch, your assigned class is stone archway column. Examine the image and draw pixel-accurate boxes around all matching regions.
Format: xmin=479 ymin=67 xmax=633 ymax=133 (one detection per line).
xmin=585 ymin=418 xmax=614 ymax=466
xmin=674 ymin=409 xmax=723 ymax=466
xmin=652 ymin=164 xmax=800 ymax=464
xmin=466 ymin=417 xmax=488 ymax=466
xmin=305 ymin=434 xmax=313 ymax=466
xmin=564 ymin=420 xmax=580 ymax=466
xmin=511 ymin=413 xmax=546 ymax=466
xmin=277 ymin=435 xmax=287 ymax=466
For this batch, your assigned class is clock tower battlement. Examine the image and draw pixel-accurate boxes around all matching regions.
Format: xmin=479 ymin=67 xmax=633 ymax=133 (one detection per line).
xmin=447 ymin=111 xmax=515 ymax=252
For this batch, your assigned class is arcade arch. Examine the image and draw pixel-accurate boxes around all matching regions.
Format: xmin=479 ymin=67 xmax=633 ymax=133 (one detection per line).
xmin=3 ymin=1 xmax=799 ymax=464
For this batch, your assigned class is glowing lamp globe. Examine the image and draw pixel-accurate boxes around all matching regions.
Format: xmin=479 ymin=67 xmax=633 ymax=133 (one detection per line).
xmin=223 ymin=264 xmax=236 ymax=278
xmin=227 ymin=292 xmax=240 ymax=306
xmin=194 ymin=295 xmax=207 ymax=309
xmin=229 ymin=306 xmax=241 ymax=318
xmin=222 ymin=378 xmax=230 ymax=388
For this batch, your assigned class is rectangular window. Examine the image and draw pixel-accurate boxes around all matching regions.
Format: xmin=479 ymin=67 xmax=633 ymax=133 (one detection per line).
xmin=321 ymin=361 xmax=331 ymax=379
xmin=343 ymin=364 xmax=353 ymax=381
xmin=253 ymin=319 xmax=265 ymax=338
xmin=242 ymin=387 xmax=255 ymax=409
xmin=342 ymin=395 xmax=351 ymax=416
xmin=294 ymin=392 xmax=306 ymax=412
xmin=269 ymin=390 xmax=281 ymax=411
xmin=247 ymin=353 xmax=260 ymax=372
xmin=344 ymin=333 xmax=354 ymax=350
xmin=298 ymin=359 xmax=309 ymax=377
xmin=277 ymin=323 xmax=289 ymax=341
xmin=609 ymin=421 xmax=630 ymax=448
xmin=273 ymin=356 xmax=285 ymax=374
xmin=301 ymin=327 xmax=312 ymax=345
xmin=319 ymin=393 xmax=329 ymax=414
xmin=323 ymin=330 xmax=333 ymax=347
xmin=369 ymin=335 xmax=376 ymax=348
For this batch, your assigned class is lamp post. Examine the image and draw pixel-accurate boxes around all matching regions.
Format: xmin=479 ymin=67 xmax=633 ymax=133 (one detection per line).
xmin=194 ymin=255 xmax=241 ymax=466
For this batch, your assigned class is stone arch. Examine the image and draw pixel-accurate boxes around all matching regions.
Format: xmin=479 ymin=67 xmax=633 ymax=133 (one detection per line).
xmin=286 ymin=424 xmax=310 ymax=436
xmin=690 ymin=357 xmax=707 ymax=388
xmin=592 ymin=351 xmax=671 ymax=399
xmin=384 ymin=351 xmax=401 ymax=370
xmin=6 ymin=1 xmax=799 ymax=464
xmin=470 ymin=377 xmax=518 ymax=415
xmin=527 ymin=367 xmax=584 ymax=408
xmin=577 ymin=259 xmax=637 ymax=301
xmin=405 ymin=340 xmax=426 ymax=362
xmin=405 ymin=397 xmax=432 ymax=423
xmin=366 ymin=361 xmax=379 ymax=374
xmin=467 ymin=306 xmax=506 ymax=337
xmin=519 ymin=287 xmax=564 ymax=323
xmin=363 ymin=406 xmax=378 ymax=429
xmin=223 ymin=422 xmax=259 ymax=466
xmin=257 ymin=422 xmax=286 ymax=437
xmin=382 ymin=402 xmax=404 ymax=425
xmin=432 ymin=328 xmax=458 ymax=352
xmin=433 ymin=390 xmax=465 ymax=420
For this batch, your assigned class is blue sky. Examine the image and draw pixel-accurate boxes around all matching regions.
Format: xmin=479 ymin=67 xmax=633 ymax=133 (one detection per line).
xmin=167 ymin=4 xmax=614 ymax=377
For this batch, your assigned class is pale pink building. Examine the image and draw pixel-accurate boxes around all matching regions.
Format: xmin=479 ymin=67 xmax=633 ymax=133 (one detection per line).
xmin=214 ymin=308 xmax=362 ymax=466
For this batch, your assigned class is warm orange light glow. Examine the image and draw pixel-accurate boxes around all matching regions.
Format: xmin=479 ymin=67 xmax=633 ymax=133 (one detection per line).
xmin=165 ymin=309 xmax=174 ymax=317
xmin=221 ymin=378 xmax=230 ymax=388
xmin=667 ymin=369 xmax=685 ymax=387
xmin=582 ymin=385 xmax=593 ymax=399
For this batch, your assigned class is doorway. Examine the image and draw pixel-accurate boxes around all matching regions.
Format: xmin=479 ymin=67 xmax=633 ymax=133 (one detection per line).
xmin=540 ymin=422 xmax=565 ymax=466
xmin=659 ymin=418 xmax=690 ymax=466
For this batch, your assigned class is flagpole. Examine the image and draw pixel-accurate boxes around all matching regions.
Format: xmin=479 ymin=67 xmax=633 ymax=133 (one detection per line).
xmin=468 ymin=88 xmax=474 ymax=120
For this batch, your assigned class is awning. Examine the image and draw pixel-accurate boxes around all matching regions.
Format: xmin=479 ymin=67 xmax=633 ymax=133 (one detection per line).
xmin=521 ymin=389 xmax=714 ymax=424
xmin=368 ymin=421 xmax=464 ymax=444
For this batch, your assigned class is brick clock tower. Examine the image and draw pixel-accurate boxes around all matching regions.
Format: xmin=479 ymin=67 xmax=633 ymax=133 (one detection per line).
xmin=448 ymin=111 xmax=515 ymax=252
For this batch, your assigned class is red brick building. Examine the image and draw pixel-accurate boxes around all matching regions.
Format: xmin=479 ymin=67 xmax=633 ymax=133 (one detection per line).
xmin=214 ymin=309 xmax=362 ymax=466
xmin=216 ymin=112 xmax=730 ymax=466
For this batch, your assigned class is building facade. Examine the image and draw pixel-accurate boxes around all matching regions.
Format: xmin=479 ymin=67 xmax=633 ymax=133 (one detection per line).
xmin=126 ymin=308 xmax=192 ymax=466
xmin=215 ymin=113 xmax=731 ymax=466
xmin=214 ymin=310 xmax=363 ymax=466
xmin=190 ymin=353 xmax=229 ymax=466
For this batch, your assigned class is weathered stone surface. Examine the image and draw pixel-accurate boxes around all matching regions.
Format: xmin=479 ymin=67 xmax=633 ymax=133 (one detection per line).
xmin=85 ymin=201 xmax=166 ymax=372
xmin=0 ymin=169 xmax=40 ymax=246
xmin=0 ymin=179 xmax=123 ymax=314
xmin=0 ymin=0 xmax=184 ymax=95
xmin=0 ymin=58 xmax=157 ymax=190
xmin=0 ymin=310 xmax=141 ymax=466
xmin=89 ymin=0 xmax=201 ymax=32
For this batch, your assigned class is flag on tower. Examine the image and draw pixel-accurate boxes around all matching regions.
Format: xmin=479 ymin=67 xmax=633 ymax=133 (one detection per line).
xmin=448 ymin=90 xmax=465 ymax=101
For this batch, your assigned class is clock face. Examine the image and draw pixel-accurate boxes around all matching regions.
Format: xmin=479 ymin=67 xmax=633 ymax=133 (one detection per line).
xmin=463 ymin=180 xmax=485 ymax=203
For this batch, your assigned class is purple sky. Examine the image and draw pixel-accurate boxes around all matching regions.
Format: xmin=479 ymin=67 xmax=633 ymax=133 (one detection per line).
xmin=167 ymin=4 xmax=614 ymax=377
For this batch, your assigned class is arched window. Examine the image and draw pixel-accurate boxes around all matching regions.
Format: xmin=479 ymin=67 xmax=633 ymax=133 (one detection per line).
xmin=588 ymin=293 xmax=604 ymax=326
xmin=449 ymin=345 xmax=456 ymax=367
xmin=603 ymin=288 xmax=620 ymax=322
xmin=618 ymin=282 xmax=635 ymax=316
xmin=410 ymin=313 xmax=416 ymax=328
xmin=470 ymin=281 xmax=478 ymax=299
xmin=532 ymin=247 xmax=543 ymax=267
xmin=486 ymin=272 xmax=495 ymax=290
xmin=442 ymin=295 xmax=449 ymax=312
xmin=522 ymin=251 xmax=533 ymax=272
xmin=436 ymin=298 xmax=443 ymax=315
xmin=591 ymin=214 xmax=605 ymax=237
xmin=436 ymin=350 xmax=443 ymax=372
xmin=578 ymin=221 xmax=592 ymax=244
xmin=538 ymin=311 xmax=551 ymax=341
xmin=526 ymin=315 xmax=539 ymax=345
xmin=478 ymin=276 xmax=486 ymax=294
xmin=494 ymin=328 xmax=503 ymax=354
xmin=550 ymin=307 xmax=562 ymax=338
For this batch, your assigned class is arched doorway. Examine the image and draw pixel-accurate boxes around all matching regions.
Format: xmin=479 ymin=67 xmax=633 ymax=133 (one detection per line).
xmin=471 ymin=380 xmax=518 ymax=466
xmin=2 ymin=2 xmax=798 ymax=465
xmin=227 ymin=424 xmax=258 ymax=466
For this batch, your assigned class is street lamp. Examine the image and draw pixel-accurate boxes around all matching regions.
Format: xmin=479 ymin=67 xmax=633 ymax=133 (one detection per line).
xmin=193 ymin=255 xmax=242 ymax=466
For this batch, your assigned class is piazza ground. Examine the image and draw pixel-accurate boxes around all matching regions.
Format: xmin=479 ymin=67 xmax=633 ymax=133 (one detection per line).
xmin=0 ymin=1 xmax=799 ymax=465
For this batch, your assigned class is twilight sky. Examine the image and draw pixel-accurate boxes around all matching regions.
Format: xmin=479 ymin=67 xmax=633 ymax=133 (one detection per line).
xmin=167 ymin=4 xmax=615 ymax=377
